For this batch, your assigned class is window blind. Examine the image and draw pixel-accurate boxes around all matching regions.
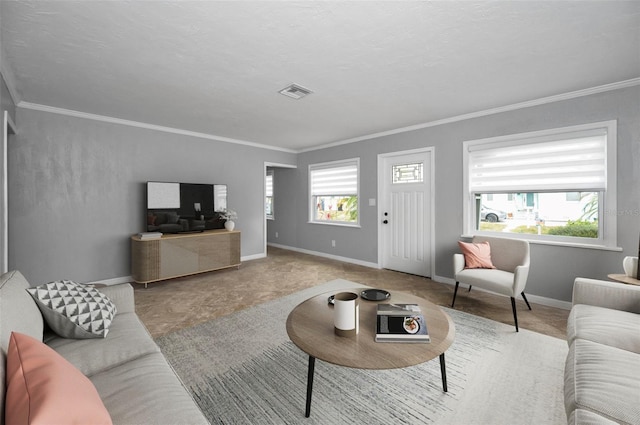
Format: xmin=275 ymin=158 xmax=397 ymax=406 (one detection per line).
xmin=265 ymin=172 xmax=273 ymax=197
xmin=310 ymin=162 xmax=358 ymax=196
xmin=468 ymin=130 xmax=607 ymax=193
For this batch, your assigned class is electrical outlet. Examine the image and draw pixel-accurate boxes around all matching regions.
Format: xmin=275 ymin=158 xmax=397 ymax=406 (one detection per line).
xmin=275 ymin=232 xmax=279 ymax=238
xmin=331 ymin=240 xmax=336 ymax=247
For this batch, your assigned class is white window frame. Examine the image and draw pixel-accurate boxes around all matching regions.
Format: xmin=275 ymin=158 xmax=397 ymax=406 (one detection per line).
xmin=308 ymin=158 xmax=360 ymax=227
xmin=265 ymin=169 xmax=274 ymax=220
xmin=463 ymin=120 xmax=618 ymax=250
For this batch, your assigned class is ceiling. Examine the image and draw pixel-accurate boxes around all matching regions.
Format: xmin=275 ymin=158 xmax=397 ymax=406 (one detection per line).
xmin=1 ymin=1 xmax=639 ymax=152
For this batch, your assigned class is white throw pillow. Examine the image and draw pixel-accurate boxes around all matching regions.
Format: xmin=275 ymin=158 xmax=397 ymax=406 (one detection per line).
xmin=27 ymin=279 xmax=117 ymax=339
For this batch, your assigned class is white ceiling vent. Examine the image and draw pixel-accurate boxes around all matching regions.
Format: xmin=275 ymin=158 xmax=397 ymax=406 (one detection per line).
xmin=278 ymin=84 xmax=313 ymax=100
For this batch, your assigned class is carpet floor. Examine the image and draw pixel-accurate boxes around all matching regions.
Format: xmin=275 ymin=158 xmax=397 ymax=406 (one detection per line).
xmin=156 ymin=279 xmax=568 ymax=425
xmin=135 ymin=246 xmax=569 ymax=340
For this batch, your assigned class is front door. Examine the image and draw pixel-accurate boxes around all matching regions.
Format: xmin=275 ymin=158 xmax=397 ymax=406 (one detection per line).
xmin=379 ymin=149 xmax=433 ymax=277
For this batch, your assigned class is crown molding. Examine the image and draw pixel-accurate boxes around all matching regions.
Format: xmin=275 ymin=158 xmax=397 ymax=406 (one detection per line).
xmin=16 ymin=101 xmax=298 ymax=154
xmin=300 ymin=77 xmax=640 ymax=153
xmin=14 ymin=77 xmax=640 ymax=154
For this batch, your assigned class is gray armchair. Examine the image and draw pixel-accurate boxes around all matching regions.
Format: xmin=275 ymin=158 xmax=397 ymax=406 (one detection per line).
xmin=452 ymin=235 xmax=531 ymax=332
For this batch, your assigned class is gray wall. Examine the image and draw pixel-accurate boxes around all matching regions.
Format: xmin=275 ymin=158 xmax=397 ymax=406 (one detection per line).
xmin=9 ymin=108 xmax=296 ymax=285
xmin=282 ymin=86 xmax=640 ymax=302
xmin=1 ymin=6 xmax=17 ymax=123
xmin=1 ymin=76 xmax=15 ymax=124
xmin=6 ymin=85 xmax=639 ymax=302
xmin=1 ymin=78 xmax=14 ymax=125
xmin=266 ymin=167 xmax=299 ymax=247
xmin=1 ymin=71 xmax=16 ymax=275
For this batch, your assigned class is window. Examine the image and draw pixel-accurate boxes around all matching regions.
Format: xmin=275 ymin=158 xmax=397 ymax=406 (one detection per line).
xmin=309 ymin=158 xmax=359 ymax=225
xmin=392 ymin=163 xmax=423 ymax=184
xmin=265 ymin=169 xmax=274 ymax=220
xmin=464 ymin=121 xmax=617 ymax=248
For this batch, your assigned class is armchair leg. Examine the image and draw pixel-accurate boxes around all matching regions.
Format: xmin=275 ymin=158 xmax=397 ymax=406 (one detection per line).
xmin=468 ymin=285 xmax=472 ymax=292
xmin=521 ymin=292 xmax=532 ymax=310
xmin=510 ymin=297 xmax=519 ymax=332
xmin=451 ymin=282 xmax=460 ymax=308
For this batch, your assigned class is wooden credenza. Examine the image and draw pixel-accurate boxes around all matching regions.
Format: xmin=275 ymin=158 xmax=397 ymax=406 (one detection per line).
xmin=131 ymin=230 xmax=241 ymax=287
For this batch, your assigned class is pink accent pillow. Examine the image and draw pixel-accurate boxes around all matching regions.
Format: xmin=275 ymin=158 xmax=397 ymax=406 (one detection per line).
xmin=458 ymin=241 xmax=496 ymax=269
xmin=5 ymin=332 xmax=112 ymax=425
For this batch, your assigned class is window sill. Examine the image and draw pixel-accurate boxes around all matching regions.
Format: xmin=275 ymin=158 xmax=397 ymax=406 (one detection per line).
xmin=460 ymin=234 xmax=622 ymax=252
xmin=308 ymin=221 xmax=361 ymax=229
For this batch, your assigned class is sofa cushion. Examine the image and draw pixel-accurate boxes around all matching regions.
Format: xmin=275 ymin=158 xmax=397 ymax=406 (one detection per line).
xmin=45 ymin=312 xmax=160 ymax=377
xmin=165 ymin=211 xmax=180 ymax=224
xmin=567 ymin=304 xmax=640 ymax=354
xmin=0 ymin=270 xmax=45 ymax=424
xmin=458 ymin=241 xmax=496 ymax=269
xmin=5 ymin=332 xmax=112 ymax=425
xmin=565 ymin=339 xmax=640 ymax=424
xmin=454 ymin=268 xmax=515 ymax=295
xmin=154 ymin=211 xmax=180 ymax=226
xmin=568 ymin=408 xmax=619 ymax=425
xmin=96 ymin=283 xmax=136 ymax=315
xmin=27 ymin=280 xmax=117 ymax=339
xmin=154 ymin=212 xmax=168 ymax=225
xmin=0 ymin=271 xmax=44 ymax=351
xmin=90 ymin=352 xmax=208 ymax=425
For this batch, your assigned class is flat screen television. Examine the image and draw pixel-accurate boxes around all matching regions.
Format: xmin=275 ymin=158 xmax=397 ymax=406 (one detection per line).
xmin=146 ymin=181 xmax=227 ymax=233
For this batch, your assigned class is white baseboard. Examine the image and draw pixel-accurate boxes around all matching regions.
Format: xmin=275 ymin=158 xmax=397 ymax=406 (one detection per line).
xmin=267 ymin=246 xmax=572 ymax=310
xmin=241 ymin=252 xmax=266 ymax=262
xmin=94 ymin=251 xmax=571 ymax=310
xmin=88 ymin=275 xmax=134 ymax=286
xmin=523 ymin=293 xmax=572 ymax=310
xmin=267 ymin=243 xmax=380 ymax=269
xmin=432 ymin=274 xmax=572 ymax=310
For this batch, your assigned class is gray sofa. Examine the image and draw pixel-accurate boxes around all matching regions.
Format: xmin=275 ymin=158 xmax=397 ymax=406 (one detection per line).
xmin=0 ymin=270 xmax=209 ymax=425
xmin=147 ymin=211 xmax=189 ymax=233
xmin=565 ymin=277 xmax=640 ymax=424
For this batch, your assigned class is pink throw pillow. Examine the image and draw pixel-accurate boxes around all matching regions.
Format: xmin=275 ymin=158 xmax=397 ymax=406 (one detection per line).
xmin=458 ymin=241 xmax=496 ymax=269
xmin=5 ymin=332 xmax=112 ymax=425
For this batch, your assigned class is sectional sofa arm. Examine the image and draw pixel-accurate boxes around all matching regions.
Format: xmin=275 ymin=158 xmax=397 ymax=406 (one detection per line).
xmin=453 ymin=253 xmax=465 ymax=275
xmin=572 ymin=277 xmax=640 ymax=314
xmin=95 ymin=283 xmax=136 ymax=314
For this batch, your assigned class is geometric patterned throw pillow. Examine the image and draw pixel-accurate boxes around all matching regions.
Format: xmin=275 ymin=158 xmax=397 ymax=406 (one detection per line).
xmin=26 ymin=280 xmax=117 ymax=339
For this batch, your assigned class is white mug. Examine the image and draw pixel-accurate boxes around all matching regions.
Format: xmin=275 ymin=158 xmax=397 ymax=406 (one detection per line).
xmin=623 ymin=256 xmax=638 ymax=278
xmin=333 ymin=292 xmax=359 ymax=337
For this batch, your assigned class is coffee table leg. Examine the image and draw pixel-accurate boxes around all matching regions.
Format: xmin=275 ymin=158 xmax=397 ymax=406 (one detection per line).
xmin=439 ymin=353 xmax=448 ymax=392
xmin=305 ymin=355 xmax=316 ymax=417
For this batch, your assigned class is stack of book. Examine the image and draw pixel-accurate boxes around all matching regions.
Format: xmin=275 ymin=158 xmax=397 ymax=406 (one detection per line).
xmin=138 ymin=232 xmax=163 ymax=240
xmin=375 ymin=303 xmax=430 ymax=343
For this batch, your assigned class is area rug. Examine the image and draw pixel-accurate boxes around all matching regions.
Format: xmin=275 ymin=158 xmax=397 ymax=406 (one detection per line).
xmin=155 ymin=279 xmax=568 ymax=425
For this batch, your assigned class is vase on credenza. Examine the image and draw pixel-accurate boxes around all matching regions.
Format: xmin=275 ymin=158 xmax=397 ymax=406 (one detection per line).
xmin=220 ymin=208 xmax=237 ymax=231
xmin=623 ymin=256 xmax=638 ymax=277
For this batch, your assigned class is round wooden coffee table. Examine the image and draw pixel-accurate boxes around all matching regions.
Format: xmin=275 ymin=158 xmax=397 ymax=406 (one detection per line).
xmin=286 ymin=287 xmax=455 ymax=418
